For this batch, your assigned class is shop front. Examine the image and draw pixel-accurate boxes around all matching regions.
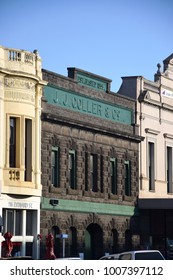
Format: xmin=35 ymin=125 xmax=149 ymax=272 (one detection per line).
xmin=0 ymin=194 xmax=40 ymax=259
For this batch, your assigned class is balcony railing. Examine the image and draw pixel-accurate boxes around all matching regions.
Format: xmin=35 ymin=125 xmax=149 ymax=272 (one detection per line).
xmin=8 ymin=50 xmax=34 ymax=65
xmin=0 ymin=46 xmax=42 ymax=79
xmin=8 ymin=50 xmax=21 ymax=62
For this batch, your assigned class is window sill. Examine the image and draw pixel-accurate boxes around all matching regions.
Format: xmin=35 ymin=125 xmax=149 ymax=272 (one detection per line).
xmin=67 ymin=188 xmax=79 ymax=195
xmin=123 ymin=195 xmax=133 ymax=202
xmin=83 ymin=190 xmax=104 ymax=198
xmin=108 ymin=193 xmax=118 ymax=200
xmin=49 ymin=184 xmax=61 ymax=194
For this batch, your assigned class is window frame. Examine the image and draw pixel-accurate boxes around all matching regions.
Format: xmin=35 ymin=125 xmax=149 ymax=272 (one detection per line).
xmin=90 ymin=154 xmax=98 ymax=192
xmin=148 ymin=141 xmax=155 ymax=191
xmin=110 ymin=157 xmax=117 ymax=195
xmin=69 ymin=149 xmax=76 ymax=189
xmin=9 ymin=116 xmax=20 ymax=168
xmin=167 ymin=145 xmax=173 ymax=193
xmin=51 ymin=147 xmax=60 ymax=187
xmin=124 ymin=160 xmax=131 ymax=196
xmin=3 ymin=209 xmax=22 ymax=235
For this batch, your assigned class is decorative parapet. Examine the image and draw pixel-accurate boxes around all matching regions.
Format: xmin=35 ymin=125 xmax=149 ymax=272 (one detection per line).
xmin=0 ymin=46 xmax=42 ymax=79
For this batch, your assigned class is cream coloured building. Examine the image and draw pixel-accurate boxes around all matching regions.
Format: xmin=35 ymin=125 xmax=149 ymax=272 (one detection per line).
xmin=0 ymin=46 xmax=46 ymax=258
xmin=119 ymin=54 xmax=173 ymax=258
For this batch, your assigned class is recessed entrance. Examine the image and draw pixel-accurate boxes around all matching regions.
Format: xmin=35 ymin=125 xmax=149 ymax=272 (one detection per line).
xmin=85 ymin=223 xmax=103 ymax=259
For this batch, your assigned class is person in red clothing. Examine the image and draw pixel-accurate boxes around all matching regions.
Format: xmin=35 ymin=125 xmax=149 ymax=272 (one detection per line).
xmin=2 ymin=232 xmax=13 ymax=257
xmin=46 ymin=233 xmax=56 ymax=259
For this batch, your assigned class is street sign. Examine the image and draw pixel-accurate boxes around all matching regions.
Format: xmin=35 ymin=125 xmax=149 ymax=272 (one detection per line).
xmin=56 ymin=234 xmax=68 ymax=239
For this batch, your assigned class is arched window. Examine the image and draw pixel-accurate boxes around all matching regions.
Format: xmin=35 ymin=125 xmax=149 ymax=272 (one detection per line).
xmin=125 ymin=229 xmax=132 ymax=251
xmin=69 ymin=227 xmax=77 ymax=257
xmin=111 ymin=229 xmax=118 ymax=253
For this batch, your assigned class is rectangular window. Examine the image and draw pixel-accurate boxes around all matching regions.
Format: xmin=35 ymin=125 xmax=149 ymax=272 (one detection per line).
xmin=149 ymin=142 xmax=155 ymax=191
xmin=9 ymin=117 xmax=20 ymax=168
xmin=3 ymin=209 xmax=22 ymax=235
xmin=26 ymin=210 xmax=33 ymax=235
xmin=167 ymin=146 xmax=173 ymax=193
xmin=51 ymin=147 xmax=59 ymax=187
xmin=125 ymin=160 xmax=131 ymax=196
xmin=90 ymin=154 xmax=98 ymax=192
xmin=9 ymin=117 xmax=16 ymax=167
xmin=25 ymin=119 xmax=32 ymax=181
xmin=15 ymin=210 xmax=22 ymax=235
xmin=100 ymin=155 xmax=104 ymax=193
xmin=110 ymin=158 xmax=117 ymax=194
xmin=6 ymin=210 xmax=14 ymax=233
xmin=85 ymin=152 xmax=88 ymax=191
xmin=69 ymin=150 xmax=76 ymax=189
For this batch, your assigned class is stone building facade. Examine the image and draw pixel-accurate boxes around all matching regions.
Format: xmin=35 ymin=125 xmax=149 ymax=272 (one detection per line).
xmin=40 ymin=67 xmax=143 ymax=259
xmin=0 ymin=46 xmax=46 ymax=259
xmin=118 ymin=54 xmax=173 ymax=258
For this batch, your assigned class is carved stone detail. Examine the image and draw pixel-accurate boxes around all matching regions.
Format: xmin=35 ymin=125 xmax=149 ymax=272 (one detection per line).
xmin=4 ymin=77 xmax=35 ymax=91
xmin=4 ymin=91 xmax=35 ymax=103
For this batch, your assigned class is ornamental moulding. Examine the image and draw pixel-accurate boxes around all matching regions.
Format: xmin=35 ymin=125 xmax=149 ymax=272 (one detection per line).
xmin=4 ymin=77 xmax=35 ymax=91
xmin=163 ymin=133 xmax=173 ymax=139
xmin=145 ymin=128 xmax=160 ymax=135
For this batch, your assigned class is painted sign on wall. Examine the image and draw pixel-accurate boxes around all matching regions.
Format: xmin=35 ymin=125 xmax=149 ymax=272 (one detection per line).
xmin=44 ymin=85 xmax=133 ymax=125
xmin=77 ymin=72 xmax=108 ymax=91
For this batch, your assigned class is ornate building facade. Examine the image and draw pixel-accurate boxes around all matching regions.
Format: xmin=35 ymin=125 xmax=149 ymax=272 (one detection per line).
xmin=40 ymin=67 xmax=143 ymax=259
xmin=119 ymin=54 xmax=173 ymax=258
xmin=0 ymin=46 xmax=46 ymax=258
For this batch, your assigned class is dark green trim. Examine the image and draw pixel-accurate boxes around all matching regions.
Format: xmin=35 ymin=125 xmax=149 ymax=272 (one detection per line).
xmin=41 ymin=197 xmax=139 ymax=216
xmin=44 ymin=85 xmax=133 ymax=125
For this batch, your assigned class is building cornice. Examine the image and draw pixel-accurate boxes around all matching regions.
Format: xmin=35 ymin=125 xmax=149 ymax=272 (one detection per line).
xmin=42 ymin=111 xmax=143 ymax=143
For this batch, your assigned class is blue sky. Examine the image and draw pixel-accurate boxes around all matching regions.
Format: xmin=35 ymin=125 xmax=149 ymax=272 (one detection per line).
xmin=1 ymin=0 xmax=173 ymax=91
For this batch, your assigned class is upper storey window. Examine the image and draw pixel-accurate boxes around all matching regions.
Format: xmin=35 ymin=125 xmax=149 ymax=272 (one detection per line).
xmin=51 ymin=147 xmax=60 ymax=187
xmin=110 ymin=158 xmax=117 ymax=195
xmin=25 ymin=119 xmax=32 ymax=181
xmin=9 ymin=117 xmax=20 ymax=168
xmin=167 ymin=146 xmax=173 ymax=194
xmin=90 ymin=154 xmax=98 ymax=192
xmin=69 ymin=150 xmax=76 ymax=189
xmin=124 ymin=160 xmax=131 ymax=196
xmin=8 ymin=116 xmax=33 ymax=182
xmin=148 ymin=142 xmax=155 ymax=191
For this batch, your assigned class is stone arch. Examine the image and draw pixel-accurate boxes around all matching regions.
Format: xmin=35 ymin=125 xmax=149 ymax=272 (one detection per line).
xmin=83 ymin=213 xmax=104 ymax=230
xmin=46 ymin=213 xmax=62 ymax=233
xmin=66 ymin=214 xmax=78 ymax=228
